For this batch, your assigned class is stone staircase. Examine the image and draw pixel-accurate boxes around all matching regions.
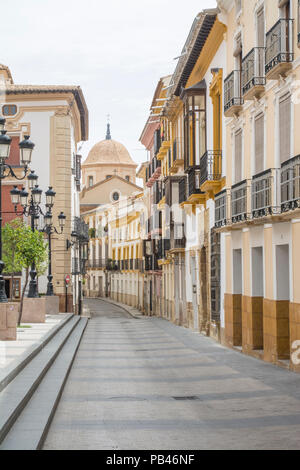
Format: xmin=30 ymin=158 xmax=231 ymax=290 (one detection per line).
xmin=0 ymin=314 xmax=88 ymax=450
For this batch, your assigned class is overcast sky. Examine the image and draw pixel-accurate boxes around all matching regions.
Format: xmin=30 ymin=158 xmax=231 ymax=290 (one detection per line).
xmin=2 ymin=0 xmax=217 ymax=166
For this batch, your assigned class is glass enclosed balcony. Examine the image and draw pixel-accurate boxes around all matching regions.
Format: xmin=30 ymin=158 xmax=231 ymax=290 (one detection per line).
xmin=242 ymin=47 xmax=266 ymax=100
xmin=224 ymin=70 xmax=244 ymax=117
xmin=251 ymin=169 xmax=278 ymax=218
xmin=281 ymin=155 xmax=300 ymax=212
xmin=265 ymin=19 xmax=294 ymax=80
xmin=231 ymin=180 xmax=248 ymax=223
xmin=215 ymin=190 xmax=227 ymax=228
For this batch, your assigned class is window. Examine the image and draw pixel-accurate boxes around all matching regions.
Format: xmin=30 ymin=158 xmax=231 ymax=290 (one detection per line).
xmin=254 ymin=113 xmax=264 ymax=174
xmin=234 ymin=129 xmax=243 ymax=183
xmin=88 ymin=176 xmax=94 ymax=187
xmin=2 ymin=105 xmax=17 ymax=116
xmin=125 ymin=175 xmax=130 ymax=182
xmin=112 ymin=191 xmax=120 ymax=201
xmin=279 ymin=93 xmax=291 ymax=165
xmin=106 ymin=175 xmax=112 ymax=179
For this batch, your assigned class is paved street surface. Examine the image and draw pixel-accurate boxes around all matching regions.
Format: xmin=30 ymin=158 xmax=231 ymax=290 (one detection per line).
xmin=43 ymin=299 xmax=300 ymax=450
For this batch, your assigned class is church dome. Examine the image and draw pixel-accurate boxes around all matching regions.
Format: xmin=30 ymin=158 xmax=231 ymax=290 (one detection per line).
xmin=83 ymin=124 xmax=136 ymax=167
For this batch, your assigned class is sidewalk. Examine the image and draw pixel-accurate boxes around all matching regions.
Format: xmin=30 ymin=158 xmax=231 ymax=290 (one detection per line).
xmin=90 ymin=297 xmax=146 ymax=320
xmin=0 ymin=314 xmax=73 ymax=391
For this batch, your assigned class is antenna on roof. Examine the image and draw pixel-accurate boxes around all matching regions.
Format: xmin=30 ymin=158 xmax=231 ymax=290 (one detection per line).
xmin=106 ymin=114 xmax=111 ymax=140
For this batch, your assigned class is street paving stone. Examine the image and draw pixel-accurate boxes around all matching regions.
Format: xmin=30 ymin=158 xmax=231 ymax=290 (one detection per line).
xmin=43 ymin=299 xmax=300 ymax=450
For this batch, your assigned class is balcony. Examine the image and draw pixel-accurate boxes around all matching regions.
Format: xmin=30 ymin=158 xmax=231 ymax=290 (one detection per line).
xmin=106 ymin=259 xmax=119 ymax=271
xmin=231 ymin=180 xmax=248 ymax=223
xmin=215 ymin=190 xmax=227 ymax=228
xmin=186 ymin=167 xmax=206 ymax=205
xmin=200 ymin=150 xmax=223 ymax=195
xmin=224 ymin=70 xmax=244 ymax=117
xmin=265 ymin=19 xmax=294 ymax=80
xmin=281 ymin=155 xmax=300 ymax=212
xmin=170 ymin=223 xmax=185 ymax=252
xmin=242 ymin=47 xmax=266 ymax=100
xmin=252 ymin=169 xmax=279 ymax=218
xmin=73 ymin=217 xmax=89 ymax=243
xmin=147 ymin=157 xmax=161 ymax=187
xmin=87 ymin=259 xmax=106 ymax=269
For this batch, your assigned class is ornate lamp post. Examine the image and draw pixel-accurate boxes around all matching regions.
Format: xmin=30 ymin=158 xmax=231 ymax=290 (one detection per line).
xmin=41 ymin=187 xmax=66 ymax=295
xmin=12 ymin=180 xmax=66 ymax=298
xmin=11 ymin=170 xmax=49 ymax=298
xmin=0 ymin=123 xmax=34 ymax=303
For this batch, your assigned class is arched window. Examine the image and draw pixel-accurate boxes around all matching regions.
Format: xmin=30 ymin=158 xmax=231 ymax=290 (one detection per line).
xmin=125 ymin=176 xmax=130 ymax=182
xmin=88 ymin=176 xmax=94 ymax=187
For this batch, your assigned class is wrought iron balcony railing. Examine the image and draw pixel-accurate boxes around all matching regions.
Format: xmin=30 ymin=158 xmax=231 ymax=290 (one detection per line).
xmin=231 ymin=180 xmax=248 ymax=223
xmin=242 ymin=47 xmax=266 ymax=97
xmin=200 ymin=150 xmax=222 ymax=186
xmin=224 ymin=70 xmax=244 ymax=115
xmin=265 ymin=19 xmax=294 ymax=77
xmin=215 ymin=190 xmax=227 ymax=228
xmin=281 ymin=155 xmax=300 ymax=212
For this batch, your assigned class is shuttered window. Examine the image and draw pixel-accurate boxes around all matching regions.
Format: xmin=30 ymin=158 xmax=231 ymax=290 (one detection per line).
xmin=279 ymin=93 xmax=291 ymax=165
xmin=234 ymin=129 xmax=243 ymax=183
xmin=254 ymin=113 xmax=264 ymax=174
xmin=256 ymin=8 xmax=265 ymax=47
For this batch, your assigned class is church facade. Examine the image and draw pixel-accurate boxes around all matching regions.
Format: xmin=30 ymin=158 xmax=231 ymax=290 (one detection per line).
xmin=81 ymin=125 xmax=143 ymax=299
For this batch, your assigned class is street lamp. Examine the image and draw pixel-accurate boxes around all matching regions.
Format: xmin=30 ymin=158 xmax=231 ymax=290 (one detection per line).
xmin=12 ymin=181 xmax=66 ymax=298
xmin=19 ymin=135 xmax=35 ymax=166
xmin=11 ymin=175 xmax=44 ymax=298
xmin=40 ymin=204 xmax=66 ymax=296
xmin=0 ymin=121 xmax=32 ymax=303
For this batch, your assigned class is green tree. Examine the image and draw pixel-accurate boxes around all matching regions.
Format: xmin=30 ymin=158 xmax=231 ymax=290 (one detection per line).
xmin=2 ymin=219 xmax=27 ymax=300
xmin=16 ymin=228 xmax=48 ymax=325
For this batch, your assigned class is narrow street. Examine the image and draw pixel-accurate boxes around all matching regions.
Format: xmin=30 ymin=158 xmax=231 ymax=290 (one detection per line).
xmin=43 ymin=299 xmax=300 ymax=450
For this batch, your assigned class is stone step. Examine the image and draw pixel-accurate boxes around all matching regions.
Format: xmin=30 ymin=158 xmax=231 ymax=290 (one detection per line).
xmin=0 ymin=318 xmax=88 ymax=450
xmin=0 ymin=315 xmax=82 ymax=445
xmin=0 ymin=313 xmax=74 ymax=393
